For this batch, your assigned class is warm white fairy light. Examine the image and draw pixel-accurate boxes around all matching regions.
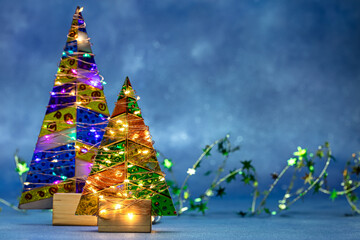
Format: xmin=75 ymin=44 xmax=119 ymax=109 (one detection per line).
xmin=187 ymin=168 xmax=196 ymax=175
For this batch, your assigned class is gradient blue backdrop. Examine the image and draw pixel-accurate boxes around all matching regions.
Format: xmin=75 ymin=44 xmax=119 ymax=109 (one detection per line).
xmin=1 ymin=0 xmax=360 ymax=199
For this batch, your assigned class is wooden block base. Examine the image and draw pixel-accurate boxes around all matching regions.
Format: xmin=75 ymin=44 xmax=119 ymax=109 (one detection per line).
xmin=52 ymin=193 xmax=97 ymax=226
xmin=98 ymin=199 xmax=152 ymax=233
xmin=98 ymin=215 xmax=151 ymax=232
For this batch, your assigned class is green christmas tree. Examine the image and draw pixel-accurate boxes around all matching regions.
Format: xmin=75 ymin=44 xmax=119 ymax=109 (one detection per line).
xmin=76 ymin=77 xmax=176 ymax=216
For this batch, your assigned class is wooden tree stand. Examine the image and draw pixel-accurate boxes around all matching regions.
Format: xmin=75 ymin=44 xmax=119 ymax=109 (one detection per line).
xmin=52 ymin=193 xmax=97 ymax=226
xmin=98 ymin=199 xmax=152 ymax=233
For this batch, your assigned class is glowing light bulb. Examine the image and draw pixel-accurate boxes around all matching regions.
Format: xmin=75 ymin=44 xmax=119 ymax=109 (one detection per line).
xmin=124 ymin=179 xmax=129 ymax=183
xmin=142 ymin=150 xmax=149 ymax=154
xmin=134 ymin=111 xmax=140 ymax=115
xmin=115 ymin=204 xmax=121 ymax=210
xmin=128 ymin=213 xmax=134 ymax=219
xmin=187 ymin=168 xmax=196 ymax=175
xmin=76 ymin=35 xmax=85 ymax=42
xmin=103 ymin=147 xmax=109 ymax=151
xmin=24 ymin=182 xmax=30 ymax=185
xmin=136 ymin=96 xmax=140 ymax=100
xmin=99 ymin=195 xmax=104 ymax=199
xmin=52 ymin=159 xmax=58 ymax=163
xmin=125 ymin=90 xmax=130 ymax=95
xmin=80 ymin=148 xmax=88 ymax=153
xmin=99 ymin=209 xmax=106 ymax=214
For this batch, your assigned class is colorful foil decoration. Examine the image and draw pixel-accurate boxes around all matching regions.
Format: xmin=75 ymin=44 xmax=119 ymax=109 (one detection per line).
xmin=19 ymin=6 xmax=110 ymax=209
xmin=75 ymin=77 xmax=177 ymax=216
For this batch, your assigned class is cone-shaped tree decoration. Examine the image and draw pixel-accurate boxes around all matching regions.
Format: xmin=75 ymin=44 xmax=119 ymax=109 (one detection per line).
xmin=75 ymin=77 xmax=177 ymax=218
xmin=19 ymin=6 xmax=110 ymax=209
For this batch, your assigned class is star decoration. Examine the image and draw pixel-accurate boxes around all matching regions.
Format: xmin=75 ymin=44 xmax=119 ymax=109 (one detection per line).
xmin=163 ymin=158 xmax=173 ymax=169
xmin=242 ymin=175 xmax=251 ymax=184
xmin=198 ymin=202 xmax=208 ymax=214
xmin=16 ymin=162 xmax=29 ymax=176
xmin=215 ymin=186 xmax=226 ymax=198
xmin=226 ymin=169 xmax=237 ymax=183
xmin=241 ymin=160 xmax=254 ymax=171
xmin=271 ymin=172 xmax=278 ymax=180
xmin=330 ymin=189 xmax=338 ymax=201
xmin=293 ymin=146 xmax=307 ymax=160
xmin=287 ymin=158 xmax=297 ymax=166
xmin=203 ymin=145 xmax=212 ymax=156
xmin=237 ymin=211 xmax=247 ymax=217
xmin=351 ymin=166 xmax=360 ymax=176
xmin=313 ymin=182 xmax=321 ymax=193
xmin=302 ymin=173 xmax=313 ymax=184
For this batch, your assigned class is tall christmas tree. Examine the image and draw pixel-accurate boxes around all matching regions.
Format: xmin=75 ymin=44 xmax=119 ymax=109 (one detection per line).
xmin=75 ymin=77 xmax=176 ymax=217
xmin=19 ymin=6 xmax=110 ymax=209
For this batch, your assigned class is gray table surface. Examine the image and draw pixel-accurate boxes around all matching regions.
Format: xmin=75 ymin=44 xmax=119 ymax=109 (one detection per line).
xmin=0 ymin=197 xmax=359 ymax=240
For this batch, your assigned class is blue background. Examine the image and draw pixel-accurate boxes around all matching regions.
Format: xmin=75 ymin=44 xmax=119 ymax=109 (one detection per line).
xmin=1 ymin=0 xmax=360 ymax=200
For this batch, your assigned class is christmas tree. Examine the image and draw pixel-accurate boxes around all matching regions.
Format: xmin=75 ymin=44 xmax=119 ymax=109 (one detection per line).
xmin=75 ymin=77 xmax=177 ymax=217
xmin=19 ymin=6 xmax=110 ymax=209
